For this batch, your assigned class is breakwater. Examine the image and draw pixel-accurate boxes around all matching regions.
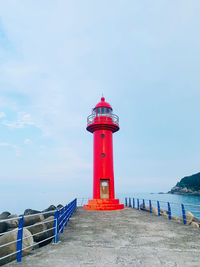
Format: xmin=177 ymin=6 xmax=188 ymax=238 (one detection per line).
xmin=6 ymin=207 xmax=200 ymax=267
xmin=1 ymin=195 xmax=200 ymax=266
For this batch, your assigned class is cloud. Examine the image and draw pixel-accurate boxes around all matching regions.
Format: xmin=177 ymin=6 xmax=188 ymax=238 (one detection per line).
xmin=2 ymin=112 xmax=35 ymax=129
xmin=0 ymin=112 xmax=6 ymax=118
xmin=24 ymin=138 xmax=31 ymax=144
xmin=0 ymin=142 xmax=9 ymax=146
xmin=0 ymin=142 xmax=20 ymax=156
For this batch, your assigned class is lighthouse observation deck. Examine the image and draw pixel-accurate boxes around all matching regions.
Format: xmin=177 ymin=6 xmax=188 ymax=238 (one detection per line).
xmin=87 ymin=113 xmax=119 ymax=126
xmin=86 ymin=112 xmax=119 ymax=133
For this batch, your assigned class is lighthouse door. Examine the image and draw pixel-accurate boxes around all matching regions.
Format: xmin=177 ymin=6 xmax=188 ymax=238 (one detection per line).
xmin=100 ymin=179 xmax=110 ymax=199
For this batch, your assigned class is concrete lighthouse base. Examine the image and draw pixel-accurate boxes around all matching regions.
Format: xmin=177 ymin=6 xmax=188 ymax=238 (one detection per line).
xmin=83 ymin=199 xmax=124 ymax=211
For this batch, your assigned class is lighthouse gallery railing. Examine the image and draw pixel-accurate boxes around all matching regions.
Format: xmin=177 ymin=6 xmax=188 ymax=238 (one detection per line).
xmin=87 ymin=113 xmax=119 ymax=126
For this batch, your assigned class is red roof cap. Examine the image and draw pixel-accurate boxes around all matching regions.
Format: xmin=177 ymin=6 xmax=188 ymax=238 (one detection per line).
xmin=94 ymin=97 xmax=112 ymax=110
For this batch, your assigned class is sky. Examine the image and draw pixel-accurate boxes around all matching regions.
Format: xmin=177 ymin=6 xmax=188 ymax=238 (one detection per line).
xmin=0 ymin=1 xmax=200 ymax=213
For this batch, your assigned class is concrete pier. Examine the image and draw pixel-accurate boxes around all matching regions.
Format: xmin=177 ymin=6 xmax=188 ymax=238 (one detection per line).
xmin=7 ymin=207 xmax=200 ymax=266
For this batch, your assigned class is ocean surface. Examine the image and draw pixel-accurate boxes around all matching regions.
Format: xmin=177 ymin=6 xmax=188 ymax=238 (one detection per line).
xmin=1 ymin=192 xmax=200 ymax=219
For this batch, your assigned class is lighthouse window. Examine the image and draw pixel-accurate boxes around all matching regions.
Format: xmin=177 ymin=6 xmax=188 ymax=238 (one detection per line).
xmin=101 ymin=153 xmax=105 ymax=158
xmin=102 ymin=107 xmax=105 ymax=114
xmin=107 ymin=108 xmax=111 ymax=114
xmin=97 ymin=107 xmax=101 ymax=114
xmin=101 ymin=134 xmax=105 ymax=138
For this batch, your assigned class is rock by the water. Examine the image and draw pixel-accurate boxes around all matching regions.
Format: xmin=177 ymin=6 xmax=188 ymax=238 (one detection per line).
xmin=169 ymin=186 xmax=194 ymax=194
xmin=28 ymin=222 xmax=48 ymax=243
xmin=179 ymin=211 xmax=194 ymax=225
xmin=191 ymin=222 xmax=199 ymax=228
xmin=192 ymin=216 xmax=200 ymax=223
xmin=186 ymin=211 xmax=194 ymax=224
xmin=57 ymin=204 xmax=63 ymax=210
xmin=43 ymin=216 xmax=54 ymax=238
xmin=0 ymin=228 xmax=33 ymax=266
xmin=23 ymin=214 xmax=44 ymax=227
xmin=171 ymin=215 xmax=180 ymax=222
xmin=40 ymin=216 xmax=55 ymax=246
xmin=6 ymin=215 xmax=19 ymax=229
xmin=0 ymin=222 xmax=8 ymax=233
xmin=139 ymin=204 xmax=150 ymax=212
xmin=139 ymin=204 xmax=144 ymax=210
xmin=162 ymin=212 xmax=169 ymax=219
xmin=151 ymin=207 xmax=158 ymax=215
xmin=0 ymin=212 xmax=11 ymax=220
xmin=43 ymin=205 xmax=56 ymax=212
xmin=28 ymin=216 xmax=55 ymax=246
xmin=42 ymin=205 xmax=56 ymax=219
xmin=24 ymin=209 xmax=41 ymax=215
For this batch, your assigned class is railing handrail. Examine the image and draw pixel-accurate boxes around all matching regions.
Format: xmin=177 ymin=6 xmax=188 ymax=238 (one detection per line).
xmin=87 ymin=113 xmax=119 ymax=126
xmin=125 ymin=196 xmax=200 ymax=208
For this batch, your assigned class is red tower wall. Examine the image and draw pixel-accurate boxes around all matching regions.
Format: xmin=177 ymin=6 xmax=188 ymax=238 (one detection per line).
xmin=93 ymin=129 xmax=115 ymax=199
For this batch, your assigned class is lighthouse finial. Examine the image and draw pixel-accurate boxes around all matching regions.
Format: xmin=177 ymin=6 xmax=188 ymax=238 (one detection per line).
xmin=101 ymin=93 xmax=105 ymax=102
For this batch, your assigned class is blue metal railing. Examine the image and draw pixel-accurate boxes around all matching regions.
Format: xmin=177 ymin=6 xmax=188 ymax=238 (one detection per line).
xmin=124 ymin=197 xmax=200 ymax=226
xmin=0 ymin=198 xmax=77 ymax=264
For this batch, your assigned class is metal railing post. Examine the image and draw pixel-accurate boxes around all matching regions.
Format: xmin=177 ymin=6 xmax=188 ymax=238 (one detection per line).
xmin=64 ymin=205 xmax=68 ymax=227
xmin=181 ymin=204 xmax=186 ymax=224
xmin=69 ymin=203 xmax=72 ymax=219
xmin=16 ymin=216 xmax=24 ymax=262
xmin=168 ymin=202 xmax=171 ymax=220
xmin=137 ymin=199 xmax=140 ymax=210
xmin=75 ymin=198 xmax=77 ymax=210
xmin=157 ymin=201 xmax=160 ymax=216
xmin=129 ymin=197 xmax=131 ymax=207
xmin=149 ymin=200 xmax=152 ymax=213
xmin=143 ymin=199 xmax=145 ymax=211
xmin=53 ymin=210 xmax=59 ymax=243
xmin=125 ymin=197 xmax=127 ymax=207
xmin=60 ymin=207 xmax=64 ymax=234
xmin=132 ymin=198 xmax=135 ymax=209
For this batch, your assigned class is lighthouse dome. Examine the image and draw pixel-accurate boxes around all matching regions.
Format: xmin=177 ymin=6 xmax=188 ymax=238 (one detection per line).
xmin=94 ymin=97 xmax=113 ymax=110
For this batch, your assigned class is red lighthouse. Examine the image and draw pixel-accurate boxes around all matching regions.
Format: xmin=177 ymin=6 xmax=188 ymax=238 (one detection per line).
xmin=84 ymin=97 xmax=124 ymax=211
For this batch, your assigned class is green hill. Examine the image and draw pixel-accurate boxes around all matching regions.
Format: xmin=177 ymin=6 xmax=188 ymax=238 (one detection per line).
xmin=176 ymin=172 xmax=200 ymax=191
xmin=169 ymin=172 xmax=200 ymax=194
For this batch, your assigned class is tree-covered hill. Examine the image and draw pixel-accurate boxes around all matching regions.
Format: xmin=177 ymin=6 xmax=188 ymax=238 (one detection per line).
xmin=176 ymin=172 xmax=200 ymax=191
xmin=169 ymin=172 xmax=200 ymax=194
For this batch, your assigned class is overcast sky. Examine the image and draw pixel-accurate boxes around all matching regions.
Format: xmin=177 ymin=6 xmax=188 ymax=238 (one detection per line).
xmin=0 ymin=1 xmax=200 ymax=212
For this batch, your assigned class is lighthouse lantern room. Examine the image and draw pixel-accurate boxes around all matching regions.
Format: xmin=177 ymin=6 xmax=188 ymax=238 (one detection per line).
xmin=84 ymin=97 xmax=124 ymax=210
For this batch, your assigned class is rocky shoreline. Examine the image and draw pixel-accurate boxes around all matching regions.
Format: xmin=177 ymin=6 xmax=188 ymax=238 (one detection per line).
xmin=168 ymin=186 xmax=200 ymax=195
